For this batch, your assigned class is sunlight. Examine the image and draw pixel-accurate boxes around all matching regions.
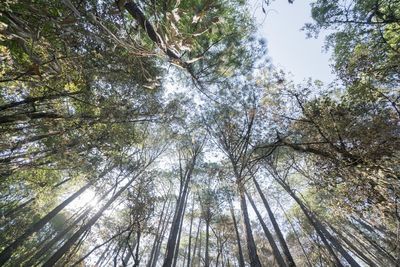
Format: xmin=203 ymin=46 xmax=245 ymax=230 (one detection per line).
xmin=68 ymin=188 xmax=99 ymax=211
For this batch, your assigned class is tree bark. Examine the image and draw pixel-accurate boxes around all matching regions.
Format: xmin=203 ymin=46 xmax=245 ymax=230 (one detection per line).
xmin=42 ymin=168 xmax=144 ymax=266
xmin=187 ymin=199 xmax=195 ymax=267
xmin=0 ymin=181 xmax=92 ymax=265
xmin=275 ymin=175 xmax=360 ymax=267
xmin=330 ymin=224 xmax=377 ymax=266
xmin=147 ymin=199 xmax=168 ymax=267
xmin=205 ymin=216 xmax=210 ymax=267
xmin=172 ymin=191 xmax=189 ymax=267
xmin=246 ymin=191 xmax=287 ymax=267
xmin=28 ymin=208 xmax=91 ymax=265
xmin=253 ymin=177 xmax=296 ymax=266
xmin=277 ymin=201 xmax=313 ymax=267
xmin=151 ymin=200 xmax=174 ymax=267
xmin=230 ymin=200 xmax=245 ymax=267
xmin=163 ymin=150 xmax=199 ymax=267
xmin=191 ymin=218 xmax=202 ymax=266
xmin=238 ymin=188 xmax=262 ymax=267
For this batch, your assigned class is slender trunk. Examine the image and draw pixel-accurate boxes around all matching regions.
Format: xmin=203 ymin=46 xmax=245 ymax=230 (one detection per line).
xmin=133 ymin=225 xmax=141 ymax=267
xmin=213 ymin=230 xmax=221 ymax=267
xmin=246 ymin=191 xmax=287 ymax=267
xmin=172 ymin=191 xmax=189 ymax=267
xmin=42 ymin=169 xmax=144 ymax=266
xmin=163 ymin=154 xmax=198 ymax=267
xmin=151 ymin=201 xmax=173 ymax=267
xmin=198 ymin=231 xmax=202 ymax=266
xmin=277 ymin=201 xmax=313 ymax=267
xmin=3 ymin=197 xmax=34 ymax=218
xmin=0 ymin=181 xmax=92 ymax=265
xmin=286 ymin=185 xmax=343 ymax=266
xmin=122 ymin=243 xmax=132 ymax=266
xmin=276 ymin=177 xmax=360 ymax=267
xmin=74 ymin=228 xmax=131 ymax=266
xmin=96 ymin=241 xmax=112 ymax=267
xmin=253 ymin=177 xmax=296 ymax=266
xmin=238 ymin=188 xmax=262 ymax=267
xmin=351 ymin=224 xmax=397 ymax=264
xmin=99 ymin=243 xmax=118 ymax=267
xmin=205 ymin=218 xmax=210 ymax=267
xmin=0 ymin=91 xmax=81 ymax=112
xmin=343 ymin=228 xmax=389 ymax=266
xmin=191 ymin=219 xmax=202 ymax=266
xmin=187 ymin=199 xmax=195 ymax=267
xmin=28 ymin=209 xmax=91 ymax=265
xmin=330 ymin=225 xmax=376 ymax=266
xmin=230 ymin=200 xmax=245 ymax=267
xmin=147 ymin=200 xmax=168 ymax=267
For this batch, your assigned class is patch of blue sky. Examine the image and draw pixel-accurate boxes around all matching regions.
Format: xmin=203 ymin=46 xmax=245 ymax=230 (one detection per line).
xmin=250 ymin=0 xmax=335 ymax=85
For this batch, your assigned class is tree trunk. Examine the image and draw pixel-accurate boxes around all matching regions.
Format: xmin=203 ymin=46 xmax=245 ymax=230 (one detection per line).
xmin=0 ymin=181 xmax=92 ymax=265
xmin=277 ymin=201 xmax=313 ymax=267
xmin=198 ymin=231 xmax=202 ymax=266
xmin=28 ymin=208 xmax=91 ymax=265
xmin=42 ymin=169 xmax=143 ymax=266
xmin=238 ymin=188 xmax=262 ymax=267
xmin=172 ymin=191 xmax=189 ymax=267
xmin=163 ymin=153 xmax=198 ymax=267
xmin=0 ymin=91 xmax=81 ymax=112
xmin=187 ymin=199 xmax=195 ymax=267
xmin=253 ymin=177 xmax=296 ymax=266
xmin=147 ymin=199 xmax=168 ymax=267
xmin=151 ymin=200 xmax=174 ymax=267
xmin=191 ymin=218 xmax=202 ymax=266
xmin=246 ymin=191 xmax=287 ymax=267
xmin=330 ymin=224 xmax=376 ymax=266
xmin=205 ymin=217 xmax=210 ymax=267
xmin=276 ymin=176 xmax=360 ymax=267
xmin=95 ymin=242 xmax=112 ymax=267
xmin=133 ymin=225 xmax=141 ymax=267
xmin=230 ymin=200 xmax=245 ymax=267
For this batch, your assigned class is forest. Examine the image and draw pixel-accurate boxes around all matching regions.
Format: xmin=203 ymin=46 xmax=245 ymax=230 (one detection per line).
xmin=0 ymin=0 xmax=399 ymax=266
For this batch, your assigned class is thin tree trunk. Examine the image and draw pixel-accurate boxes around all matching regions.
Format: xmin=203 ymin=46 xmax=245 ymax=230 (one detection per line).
xmin=74 ymin=228 xmax=131 ymax=266
xmin=205 ymin=217 xmax=210 ymax=267
xmin=0 ymin=91 xmax=81 ymax=112
xmin=172 ymin=191 xmax=189 ymax=267
xmin=147 ymin=199 xmax=168 ymax=267
xmin=133 ymin=225 xmax=141 ymax=267
xmin=151 ymin=200 xmax=174 ymax=267
xmin=96 ymin=241 xmax=112 ymax=267
xmin=275 ymin=176 xmax=360 ymax=267
xmin=187 ymin=199 xmax=195 ymax=267
xmin=163 ymin=153 xmax=198 ymax=267
xmin=277 ymin=201 xmax=313 ymax=267
xmin=198 ymin=231 xmax=202 ymax=266
xmin=230 ymin=200 xmax=245 ymax=267
xmin=246 ymin=191 xmax=287 ymax=267
xmin=330 ymin=224 xmax=377 ymax=266
xmin=27 ymin=208 xmax=91 ymax=265
xmin=191 ymin=218 xmax=202 ymax=266
xmin=2 ymin=198 xmax=35 ymax=218
xmin=0 ymin=181 xmax=92 ymax=265
xmin=253 ymin=177 xmax=296 ymax=266
xmin=350 ymin=224 xmax=397 ymax=265
xmin=238 ymin=188 xmax=262 ymax=267
xmin=42 ymin=168 xmax=145 ymax=266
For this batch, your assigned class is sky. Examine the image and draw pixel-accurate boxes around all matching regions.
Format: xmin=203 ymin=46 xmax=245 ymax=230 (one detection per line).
xmin=250 ymin=0 xmax=335 ymax=84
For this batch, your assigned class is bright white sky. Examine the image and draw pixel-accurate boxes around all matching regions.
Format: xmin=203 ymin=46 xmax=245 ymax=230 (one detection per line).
xmin=250 ymin=0 xmax=335 ymax=84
